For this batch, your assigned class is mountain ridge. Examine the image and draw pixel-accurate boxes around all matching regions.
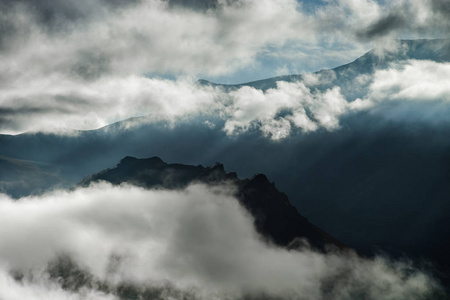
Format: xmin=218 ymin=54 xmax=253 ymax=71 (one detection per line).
xmin=198 ymin=38 xmax=450 ymax=100
xmin=1 ymin=38 xmax=450 ymax=285
xmin=81 ymin=156 xmax=348 ymax=252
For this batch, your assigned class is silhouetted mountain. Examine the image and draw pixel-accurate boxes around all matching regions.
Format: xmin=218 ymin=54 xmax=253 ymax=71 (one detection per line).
xmin=1 ymin=38 xmax=450 ymax=286
xmin=82 ymin=156 xmax=347 ymax=252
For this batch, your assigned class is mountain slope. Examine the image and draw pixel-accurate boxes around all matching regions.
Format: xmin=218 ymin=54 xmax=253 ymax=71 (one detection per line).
xmin=200 ymin=38 xmax=450 ymax=100
xmin=0 ymin=155 xmax=61 ymax=197
xmin=1 ymin=38 xmax=450 ymax=285
xmin=82 ymin=156 xmax=347 ymax=252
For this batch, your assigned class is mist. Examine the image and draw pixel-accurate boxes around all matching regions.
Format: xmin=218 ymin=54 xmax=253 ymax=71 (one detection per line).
xmin=1 ymin=0 xmax=450 ymax=295
xmin=2 ymin=0 xmax=450 ymax=133
xmin=0 ymin=183 xmax=442 ymax=299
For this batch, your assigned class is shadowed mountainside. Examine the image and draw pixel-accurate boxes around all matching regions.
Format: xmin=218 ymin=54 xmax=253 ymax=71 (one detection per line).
xmin=82 ymin=156 xmax=347 ymax=252
xmin=1 ymin=38 xmax=450 ymax=286
xmin=0 ymin=155 xmax=61 ymax=197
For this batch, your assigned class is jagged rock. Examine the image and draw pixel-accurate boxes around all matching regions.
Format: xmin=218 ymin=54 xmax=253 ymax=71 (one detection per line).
xmin=82 ymin=156 xmax=347 ymax=252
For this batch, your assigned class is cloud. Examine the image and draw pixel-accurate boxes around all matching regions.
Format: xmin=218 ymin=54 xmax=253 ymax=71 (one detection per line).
xmin=0 ymin=183 xmax=441 ymax=299
xmin=361 ymin=12 xmax=407 ymax=39
xmin=317 ymin=0 xmax=450 ymax=41
xmin=0 ymin=268 xmax=115 ymax=300
xmin=224 ymin=81 xmax=348 ymax=139
xmin=167 ymin=0 xmax=220 ymax=10
xmin=1 ymin=0 xmax=450 ymax=137
xmin=0 ymin=0 xmax=314 ymax=79
xmin=369 ymin=60 xmax=450 ymax=102
xmin=0 ymin=73 xmax=350 ymax=137
xmin=2 ymin=58 xmax=450 ymax=138
xmin=1 ymin=0 xmax=448 ymax=84
xmin=351 ymin=60 xmax=450 ymax=125
xmin=0 ymin=76 xmax=222 ymax=134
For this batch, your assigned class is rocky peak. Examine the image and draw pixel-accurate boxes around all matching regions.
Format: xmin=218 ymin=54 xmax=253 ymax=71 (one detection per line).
xmin=82 ymin=156 xmax=348 ymax=252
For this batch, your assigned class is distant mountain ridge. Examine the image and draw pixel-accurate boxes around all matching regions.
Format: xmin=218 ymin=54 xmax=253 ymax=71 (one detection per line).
xmin=1 ymin=38 xmax=450 ymax=286
xmin=199 ymin=38 xmax=450 ymax=100
xmin=82 ymin=156 xmax=348 ymax=252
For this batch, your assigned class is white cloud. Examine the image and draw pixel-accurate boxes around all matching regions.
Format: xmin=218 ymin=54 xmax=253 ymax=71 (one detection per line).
xmin=350 ymin=60 xmax=450 ymax=124
xmin=2 ymin=58 xmax=450 ymax=138
xmin=224 ymin=81 xmax=348 ymax=139
xmin=0 ymin=183 xmax=440 ymax=299
xmin=1 ymin=0 xmax=450 ymax=136
xmin=0 ymin=76 xmax=223 ymax=134
xmin=2 ymin=0 xmax=448 ymax=84
xmin=274 ymin=65 xmax=291 ymax=76
xmin=0 ymin=73 xmax=350 ymax=138
xmin=0 ymin=0 xmax=315 ymax=80
xmin=369 ymin=60 xmax=450 ymax=102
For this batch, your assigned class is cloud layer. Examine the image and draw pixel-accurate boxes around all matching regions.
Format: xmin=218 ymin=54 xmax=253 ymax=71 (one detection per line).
xmin=0 ymin=183 xmax=441 ymax=299
xmin=2 ymin=0 xmax=448 ymax=79
xmin=2 ymin=57 xmax=450 ymax=138
xmin=1 ymin=0 xmax=450 ymax=135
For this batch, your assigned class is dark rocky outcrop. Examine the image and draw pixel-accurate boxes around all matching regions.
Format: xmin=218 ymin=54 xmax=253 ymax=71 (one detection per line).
xmin=82 ymin=156 xmax=347 ymax=252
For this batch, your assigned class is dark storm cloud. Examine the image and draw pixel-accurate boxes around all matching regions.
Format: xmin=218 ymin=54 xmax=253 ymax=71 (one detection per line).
xmin=0 ymin=106 xmax=70 ymax=127
xmin=0 ymin=107 xmax=58 ymax=130
xmin=167 ymin=0 xmax=219 ymax=10
xmin=70 ymin=51 xmax=111 ymax=81
xmin=356 ymin=13 xmax=406 ymax=39
xmin=431 ymin=0 xmax=450 ymax=15
xmin=353 ymin=0 xmax=450 ymax=41
xmin=0 ymin=0 xmax=142 ymax=26
xmin=0 ymin=12 xmax=16 ymax=51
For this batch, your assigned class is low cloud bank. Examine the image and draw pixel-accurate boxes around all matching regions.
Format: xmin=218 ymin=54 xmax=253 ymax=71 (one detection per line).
xmin=3 ymin=59 xmax=450 ymax=138
xmin=224 ymin=82 xmax=348 ymax=139
xmin=358 ymin=60 xmax=450 ymax=104
xmin=0 ymin=74 xmax=349 ymax=137
xmin=0 ymin=183 xmax=441 ymax=299
xmin=2 ymin=0 xmax=450 ymax=136
xmin=351 ymin=59 xmax=450 ymax=125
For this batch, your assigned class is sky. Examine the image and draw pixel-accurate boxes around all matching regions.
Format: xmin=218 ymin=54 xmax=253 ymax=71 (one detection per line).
xmin=1 ymin=1 xmax=450 ymax=298
xmin=1 ymin=0 xmax=450 ymax=134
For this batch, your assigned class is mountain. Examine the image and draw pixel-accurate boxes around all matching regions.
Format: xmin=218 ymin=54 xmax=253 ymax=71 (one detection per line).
xmin=1 ymin=38 xmax=450 ymax=285
xmin=82 ymin=156 xmax=347 ymax=252
xmin=0 ymin=155 xmax=61 ymax=197
xmin=200 ymin=38 xmax=450 ymax=100
xmin=3 ymin=39 xmax=449 ymax=198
